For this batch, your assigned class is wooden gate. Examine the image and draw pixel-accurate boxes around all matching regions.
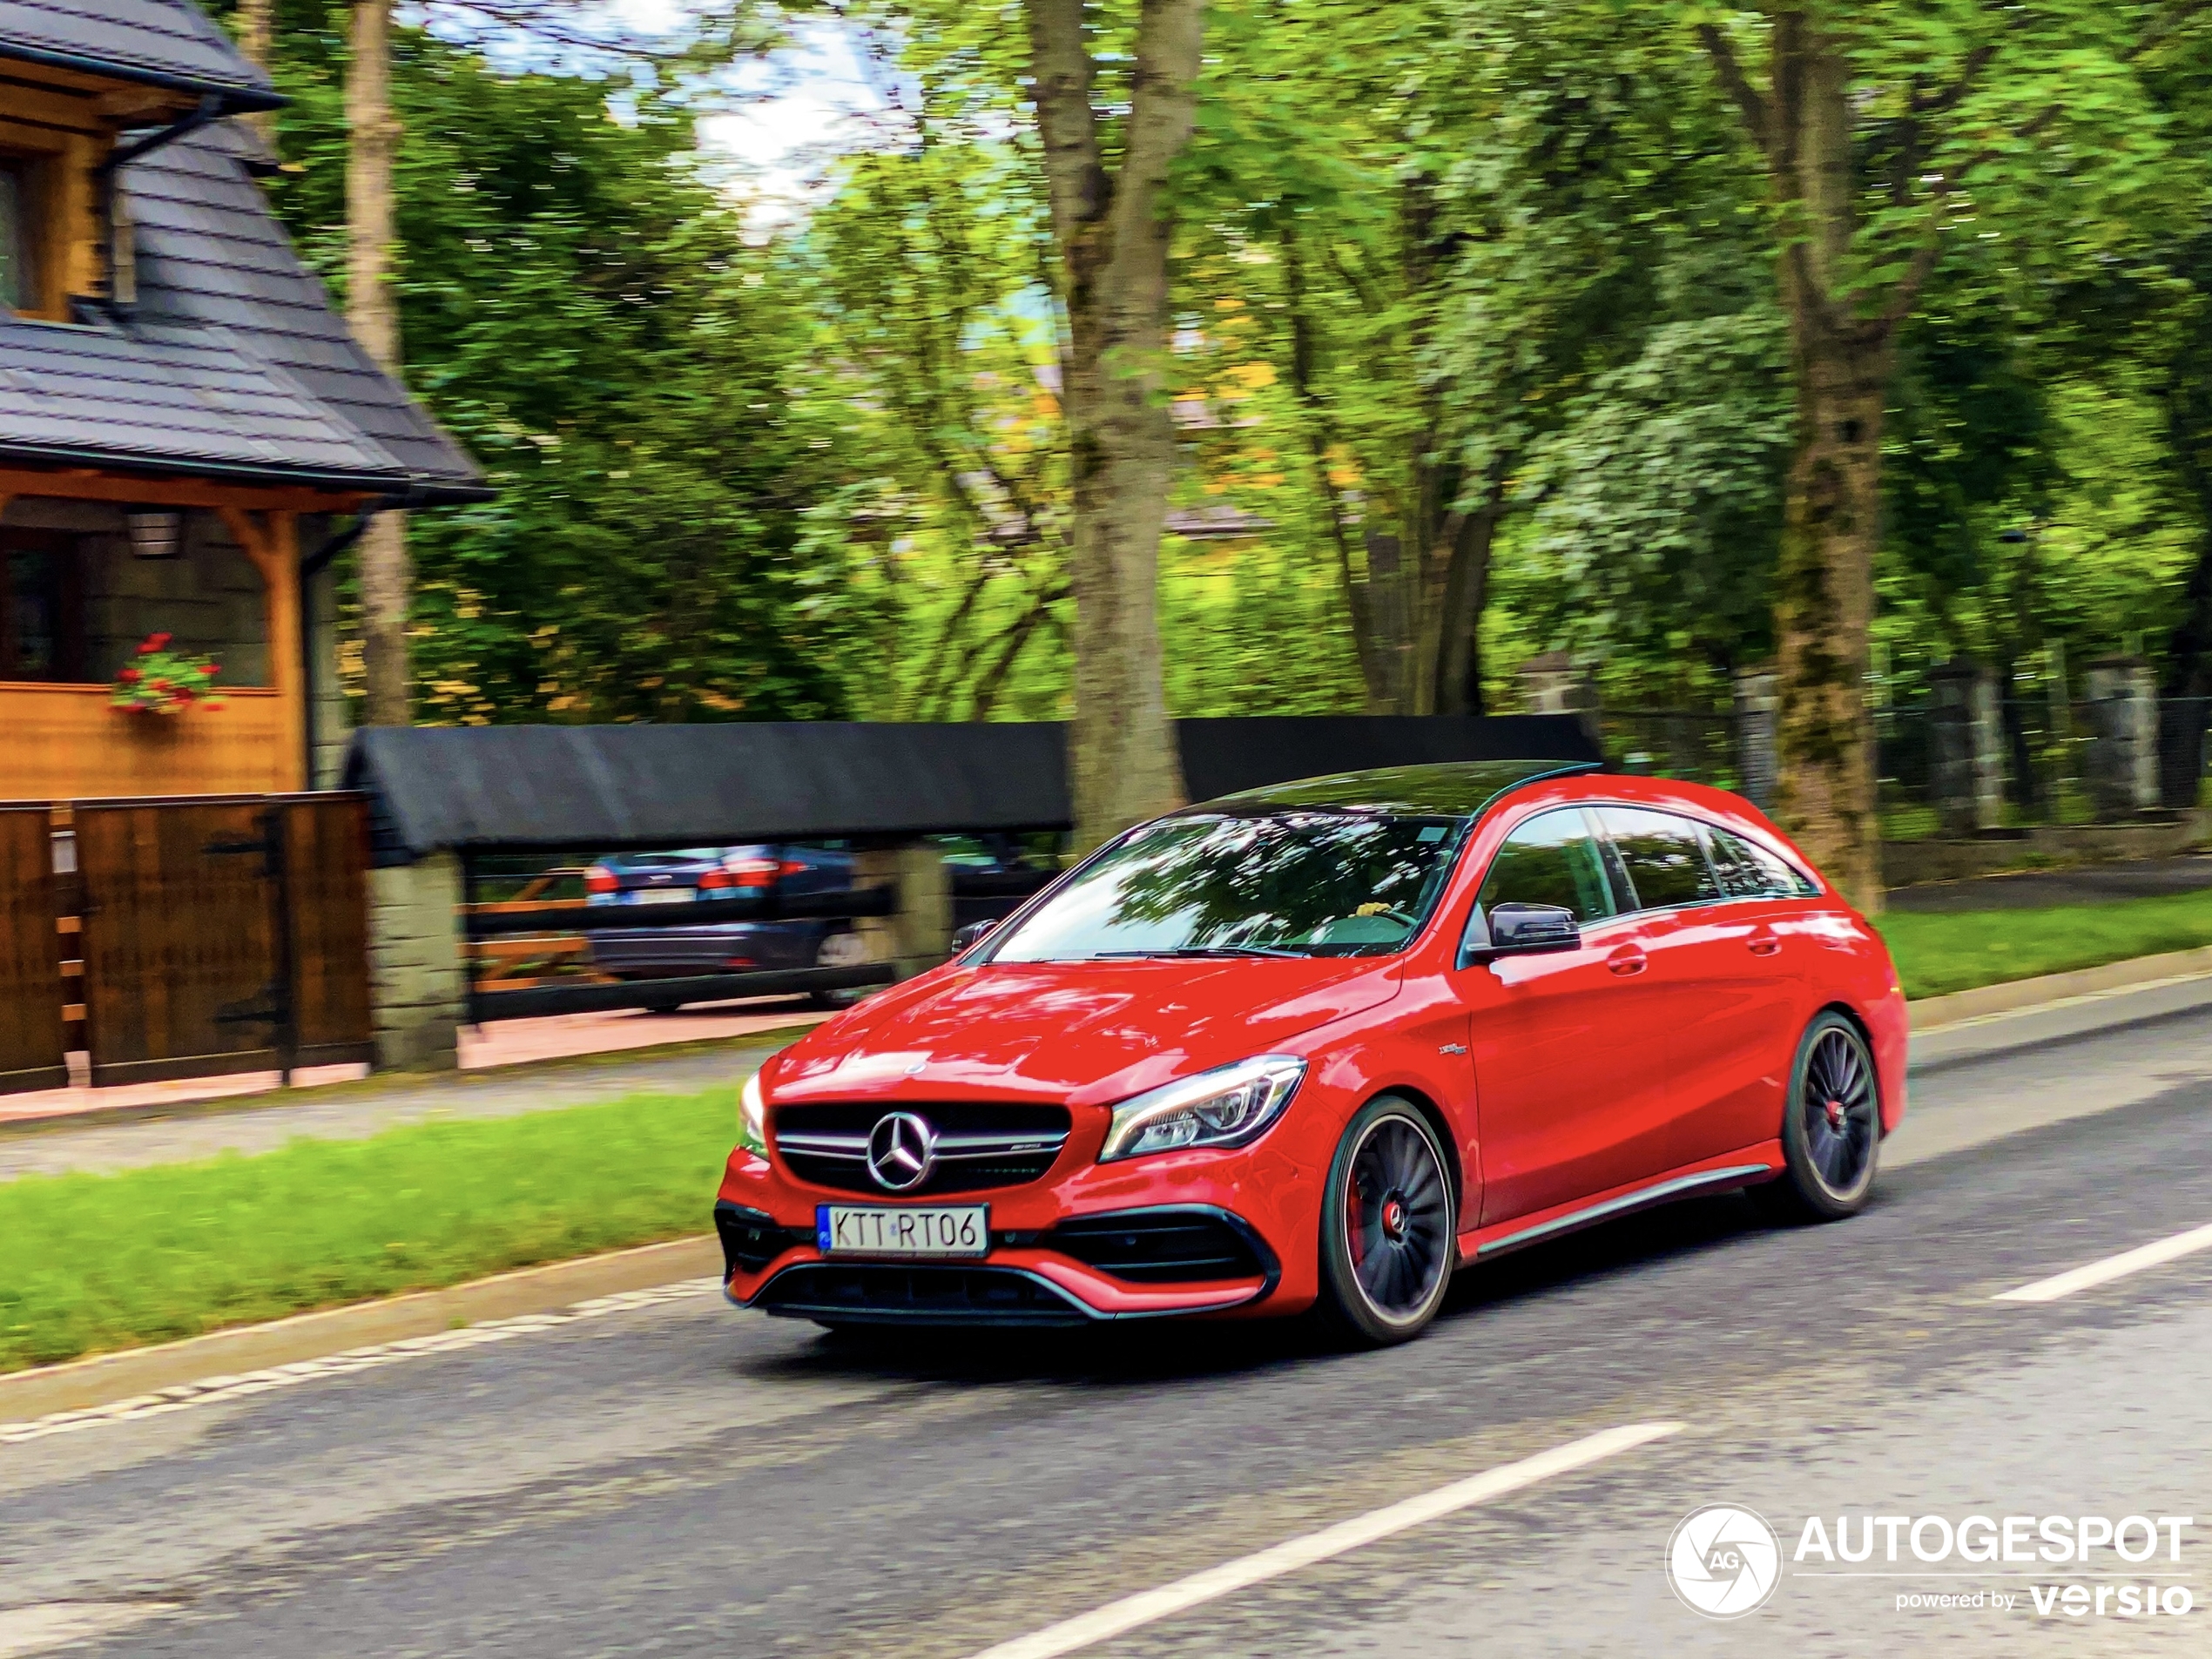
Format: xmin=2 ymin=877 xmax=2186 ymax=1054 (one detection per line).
xmin=75 ymin=793 xmax=374 ymax=1087
xmin=0 ymin=805 xmax=66 ymax=1093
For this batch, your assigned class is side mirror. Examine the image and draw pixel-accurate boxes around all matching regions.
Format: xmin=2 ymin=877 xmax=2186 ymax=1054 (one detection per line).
xmin=1463 ymin=901 xmax=1581 ymax=966
xmin=950 ymin=919 xmax=1000 ymax=954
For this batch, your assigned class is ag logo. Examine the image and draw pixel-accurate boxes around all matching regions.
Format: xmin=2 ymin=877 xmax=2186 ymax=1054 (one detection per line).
xmin=1667 ymin=1504 xmax=1782 ymax=1619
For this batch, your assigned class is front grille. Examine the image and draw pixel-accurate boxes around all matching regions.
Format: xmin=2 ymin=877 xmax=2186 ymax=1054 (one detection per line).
xmin=714 ymin=1201 xmax=807 ymax=1275
xmin=773 ymin=1102 xmax=1071 ymax=1195
xmin=1047 ymin=1208 xmax=1271 ymax=1285
xmin=757 ymin=1264 xmax=1093 ymax=1325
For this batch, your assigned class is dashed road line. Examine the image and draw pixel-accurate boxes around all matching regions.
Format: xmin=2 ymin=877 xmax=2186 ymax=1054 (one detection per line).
xmin=1994 ymin=1219 xmax=2212 ymax=1304
xmin=0 ymin=1278 xmax=718 ymax=1447
xmin=964 ymin=1420 xmax=1684 ymax=1659
xmin=0 ymin=1602 xmax=181 ymax=1658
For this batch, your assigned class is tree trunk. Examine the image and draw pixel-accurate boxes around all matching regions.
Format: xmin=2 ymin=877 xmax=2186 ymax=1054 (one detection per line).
xmin=1771 ymin=338 xmax=1886 ymax=904
xmin=1027 ymin=0 xmax=1201 ymax=846
xmin=236 ymin=0 xmax=275 ymax=144
xmin=347 ymin=0 xmax=409 ymax=726
xmin=2157 ymin=374 xmax=2212 ymax=806
xmin=1700 ymin=12 xmax=1912 ymax=912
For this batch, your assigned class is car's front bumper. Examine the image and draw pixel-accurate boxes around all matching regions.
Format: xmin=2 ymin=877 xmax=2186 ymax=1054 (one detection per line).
xmin=713 ymin=1190 xmax=1288 ymax=1325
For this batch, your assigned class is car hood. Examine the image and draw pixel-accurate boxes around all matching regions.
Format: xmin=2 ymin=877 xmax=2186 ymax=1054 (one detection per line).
xmin=770 ymin=956 xmax=1401 ymax=1108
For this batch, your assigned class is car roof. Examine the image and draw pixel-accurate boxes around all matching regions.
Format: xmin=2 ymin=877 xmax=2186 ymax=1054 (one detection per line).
xmin=1193 ymin=759 xmax=1602 ymax=819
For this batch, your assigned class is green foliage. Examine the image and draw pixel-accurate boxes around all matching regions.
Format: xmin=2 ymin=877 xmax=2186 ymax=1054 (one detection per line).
xmin=221 ymin=0 xmax=2212 ymax=737
xmin=0 ymin=1087 xmax=736 ymax=1372
xmin=259 ymin=13 xmax=858 ymax=723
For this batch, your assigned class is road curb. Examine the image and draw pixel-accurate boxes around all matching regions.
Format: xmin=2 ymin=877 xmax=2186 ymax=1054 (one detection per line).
xmin=0 ymin=1234 xmax=723 ymax=1423
xmin=1906 ymin=944 xmax=2212 ymax=1032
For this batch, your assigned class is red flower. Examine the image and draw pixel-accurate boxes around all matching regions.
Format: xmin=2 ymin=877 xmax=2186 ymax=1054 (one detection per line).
xmin=148 ymin=631 xmax=172 ymax=650
xmin=150 ymin=678 xmax=171 ymax=693
xmin=118 ymin=667 xmax=141 ymax=684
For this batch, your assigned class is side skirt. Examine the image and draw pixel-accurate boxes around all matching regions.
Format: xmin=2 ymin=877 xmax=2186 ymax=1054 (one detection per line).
xmin=1461 ymin=1148 xmax=1782 ymax=1264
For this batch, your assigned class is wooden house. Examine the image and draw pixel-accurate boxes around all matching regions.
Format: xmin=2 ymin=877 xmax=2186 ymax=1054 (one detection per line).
xmin=0 ymin=0 xmax=485 ymax=800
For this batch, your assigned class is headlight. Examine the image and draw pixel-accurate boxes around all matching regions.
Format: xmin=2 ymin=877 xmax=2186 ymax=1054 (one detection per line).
xmin=1099 ymin=1055 xmax=1305 ymax=1162
xmin=738 ymin=1069 xmax=768 ymax=1155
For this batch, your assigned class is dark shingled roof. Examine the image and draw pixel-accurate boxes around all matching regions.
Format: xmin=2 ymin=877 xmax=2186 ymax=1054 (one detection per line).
xmin=0 ymin=0 xmax=280 ymax=108
xmin=0 ymin=123 xmax=489 ymax=500
xmin=342 ymin=716 xmax=1602 ymax=861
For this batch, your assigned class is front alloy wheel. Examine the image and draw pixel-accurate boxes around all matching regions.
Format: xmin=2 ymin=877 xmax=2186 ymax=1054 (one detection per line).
xmin=1318 ymin=1096 xmax=1455 ymax=1345
xmin=1754 ymin=1011 xmax=1880 ymax=1224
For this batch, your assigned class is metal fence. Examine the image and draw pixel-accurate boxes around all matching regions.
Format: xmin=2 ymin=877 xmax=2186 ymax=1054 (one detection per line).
xmin=1595 ymin=695 xmax=2212 ymax=836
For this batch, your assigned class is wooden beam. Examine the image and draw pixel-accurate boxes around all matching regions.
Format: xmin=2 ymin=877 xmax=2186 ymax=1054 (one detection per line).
xmin=216 ymin=506 xmax=307 ymax=784
xmin=0 ymin=469 xmax=370 ymax=515
xmin=267 ymin=510 xmax=307 ymax=789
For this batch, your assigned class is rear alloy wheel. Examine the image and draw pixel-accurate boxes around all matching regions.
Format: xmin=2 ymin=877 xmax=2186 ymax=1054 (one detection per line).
xmin=807 ymin=928 xmax=873 ymax=1009
xmin=1752 ymin=1012 xmax=1880 ymax=1224
xmin=1317 ymin=1097 xmax=1456 ymax=1346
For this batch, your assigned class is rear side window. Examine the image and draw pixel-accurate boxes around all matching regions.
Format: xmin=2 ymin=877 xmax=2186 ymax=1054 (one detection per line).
xmin=1475 ymin=808 xmax=1617 ymax=923
xmin=1709 ymin=826 xmax=1818 ymax=899
xmin=1595 ymin=806 xmax=1718 ymax=912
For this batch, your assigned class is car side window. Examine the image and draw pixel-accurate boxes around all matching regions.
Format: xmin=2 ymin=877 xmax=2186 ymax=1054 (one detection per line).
xmin=1709 ymin=825 xmax=1818 ymax=899
xmin=1594 ymin=806 xmax=1720 ymax=912
xmin=1474 ymin=808 xmax=1618 ymax=924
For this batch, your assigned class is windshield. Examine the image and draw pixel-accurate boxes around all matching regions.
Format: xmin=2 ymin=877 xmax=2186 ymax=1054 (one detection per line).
xmin=985 ymin=811 xmax=1467 ymax=961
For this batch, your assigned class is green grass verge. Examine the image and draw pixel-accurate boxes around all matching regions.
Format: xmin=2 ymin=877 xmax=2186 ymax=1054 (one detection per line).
xmin=0 ymin=1085 xmax=735 ymax=1376
xmin=1879 ymin=886 xmax=2212 ymax=1001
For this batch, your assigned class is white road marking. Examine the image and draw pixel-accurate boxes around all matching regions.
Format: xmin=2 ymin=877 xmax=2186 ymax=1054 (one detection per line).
xmin=0 ymin=1279 xmax=718 ymax=1447
xmin=1993 ymin=1220 xmax=2212 ymax=1303
xmin=0 ymin=1603 xmax=179 ymax=1657
xmin=964 ymin=1420 xmax=1683 ymax=1659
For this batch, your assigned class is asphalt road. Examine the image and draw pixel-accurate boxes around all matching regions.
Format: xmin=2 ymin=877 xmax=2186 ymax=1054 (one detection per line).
xmin=6 ymin=1012 xmax=2212 ymax=1657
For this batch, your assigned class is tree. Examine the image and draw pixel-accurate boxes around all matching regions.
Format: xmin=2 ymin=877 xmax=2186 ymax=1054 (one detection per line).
xmin=1025 ymin=0 xmax=1204 ymax=844
xmin=347 ymin=0 xmax=409 ymax=725
xmin=803 ymin=65 xmax=1073 ymax=723
xmin=1183 ymin=0 xmax=1750 ymax=716
xmin=1692 ymin=3 xmax=2176 ymax=905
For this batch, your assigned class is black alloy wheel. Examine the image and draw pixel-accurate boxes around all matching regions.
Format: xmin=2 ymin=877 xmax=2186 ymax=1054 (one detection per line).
xmin=1753 ymin=1011 xmax=1881 ymax=1224
xmin=1317 ymin=1096 xmax=1456 ymax=1345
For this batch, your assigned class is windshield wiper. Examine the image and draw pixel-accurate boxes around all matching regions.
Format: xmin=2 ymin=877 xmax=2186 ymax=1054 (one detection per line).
xmin=1093 ymin=945 xmax=1308 ymax=960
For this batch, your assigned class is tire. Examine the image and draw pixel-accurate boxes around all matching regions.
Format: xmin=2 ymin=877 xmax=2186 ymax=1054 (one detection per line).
xmin=807 ymin=928 xmax=873 ymax=1010
xmin=1315 ymin=1096 xmax=1457 ymax=1346
xmin=1751 ymin=1011 xmax=1881 ymax=1224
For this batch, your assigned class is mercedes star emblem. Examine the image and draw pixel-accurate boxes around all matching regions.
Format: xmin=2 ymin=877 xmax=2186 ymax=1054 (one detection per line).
xmin=866 ymin=1110 xmax=937 ymax=1192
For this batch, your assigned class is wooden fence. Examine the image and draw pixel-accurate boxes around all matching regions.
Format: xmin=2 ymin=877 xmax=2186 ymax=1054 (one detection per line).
xmin=0 ymin=792 xmax=374 ymax=1093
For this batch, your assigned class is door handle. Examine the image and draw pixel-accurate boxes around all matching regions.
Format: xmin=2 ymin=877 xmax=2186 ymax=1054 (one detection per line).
xmin=1606 ymin=943 xmax=1647 ymax=976
xmin=1747 ymin=928 xmax=1782 ymax=957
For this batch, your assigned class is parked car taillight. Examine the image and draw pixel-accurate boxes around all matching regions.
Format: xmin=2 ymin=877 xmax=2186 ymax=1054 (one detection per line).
xmin=583 ymin=867 xmax=617 ymax=895
xmin=729 ymin=858 xmax=780 ymax=889
xmin=699 ymin=869 xmax=735 ymax=892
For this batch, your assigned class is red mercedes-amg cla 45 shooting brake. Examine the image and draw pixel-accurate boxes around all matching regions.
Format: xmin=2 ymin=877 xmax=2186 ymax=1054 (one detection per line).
xmin=715 ymin=760 xmax=1906 ymax=1345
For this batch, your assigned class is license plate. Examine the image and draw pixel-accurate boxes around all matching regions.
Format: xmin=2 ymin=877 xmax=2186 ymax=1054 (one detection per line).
xmin=633 ymin=887 xmax=695 ymax=905
xmin=817 ymin=1204 xmax=988 ymax=1258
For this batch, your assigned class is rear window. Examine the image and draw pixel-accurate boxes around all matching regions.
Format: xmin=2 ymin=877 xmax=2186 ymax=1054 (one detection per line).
xmin=1709 ymin=826 xmax=1818 ymax=899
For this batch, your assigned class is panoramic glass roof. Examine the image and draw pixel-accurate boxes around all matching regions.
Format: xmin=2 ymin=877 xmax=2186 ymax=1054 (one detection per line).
xmin=1194 ymin=760 xmax=1602 ymax=820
